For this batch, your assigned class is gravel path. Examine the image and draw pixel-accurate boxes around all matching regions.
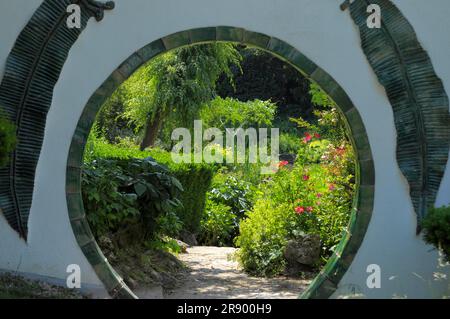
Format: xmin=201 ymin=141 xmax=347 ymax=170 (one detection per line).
xmin=160 ymin=246 xmax=312 ymax=299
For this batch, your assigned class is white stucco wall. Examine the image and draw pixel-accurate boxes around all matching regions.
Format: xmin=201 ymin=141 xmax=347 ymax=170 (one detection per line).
xmin=0 ymin=0 xmax=448 ymax=298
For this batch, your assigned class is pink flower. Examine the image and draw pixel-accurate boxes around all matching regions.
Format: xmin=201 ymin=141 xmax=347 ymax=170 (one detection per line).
xmin=316 ymin=193 xmax=323 ymax=198
xmin=329 ymin=184 xmax=336 ymax=191
xmin=304 ymin=132 xmax=312 ymax=143
xmin=314 ymin=133 xmax=321 ymax=139
xmin=316 ymin=201 xmax=322 ymax=206
xmin=278 ymin=161 xmax=289 ymax=168
xmin=302 ymin=175 xmax=310 ymax=181
xmin=307 ymin=206 xmax=313 ymax=213
xmin=295 ymin=206 xmax=305 ymax=214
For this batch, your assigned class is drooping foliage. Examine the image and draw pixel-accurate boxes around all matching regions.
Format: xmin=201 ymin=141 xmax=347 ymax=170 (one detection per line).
xmin=95 ymin=43 xmax=242 ymax=149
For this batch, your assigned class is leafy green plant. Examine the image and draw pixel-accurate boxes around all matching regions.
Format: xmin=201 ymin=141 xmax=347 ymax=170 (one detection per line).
xmin=84 ymin=136 xmax=214 ymax=235
xmin=0 ymin=116 xmax=17 ymax=168
xmin=82 ymin=157 xmax=183 ymax=241
xmin=199 ymin=172 xmax=256 ymax=246
xmin=208 ymin=174 xmax=255 ymax=219
xmin=96 ymin=43 xmax=242 ymax=149
xmin=172 ymin=164 xmax=214 ymax=234
xmin=279 ymin=133 xmax=302 ymax=154
xmin=199 ymin=200 xmax=235 ymax=247
xmin=200 ymin=97 xmax=277 ymax=132
xmin=422 ymin=206 xmax=450 ymax=262
xmin=236 ymin=200 xmax=290 ymax=276
xmin=236 ymin=133 xmax=355 ymax=276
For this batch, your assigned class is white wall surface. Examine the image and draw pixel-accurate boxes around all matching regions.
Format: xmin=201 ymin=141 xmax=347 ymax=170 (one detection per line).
xmin=0 ymin=0 xmax=448 ymax=298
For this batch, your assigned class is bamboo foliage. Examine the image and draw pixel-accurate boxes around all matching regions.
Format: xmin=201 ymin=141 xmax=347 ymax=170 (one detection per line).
xmin=348 ymin=0 xmax=450 ymax=232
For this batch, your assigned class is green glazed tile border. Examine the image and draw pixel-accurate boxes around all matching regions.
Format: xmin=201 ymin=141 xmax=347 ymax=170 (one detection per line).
xmin=216 ymin=26 xmax=244 ymax=43
xmin=162 ymin=30 xmax=191 ymax=50
xmin=67 ymin=192 xmax=85 ymax=221
xmin=358 ymin=185 xmax=375 ymax=213
xmin=243 ymin=30 xmax=271 ymax=49
xmin=67 ymin=132 xmax=86 ymax=169
xmin=77 ymin=94 xmax=108 ymax=134
xmin=345 ymin=108 xmax=366 ymax=136
xmin=110 ymin=283 xmax=138 ymax=299
xmin=267 ymin=37 xmax=296 ymax=59
xmin=311 ymin=67 xmax=339 ymax=96
xmin=359 ymin=159 xmax=375 ymax=186
xmin=98 ymin=70 xmax=124 ymax=97
xmin=323 ymin=255 xmax=349 ymax=283
xmin=80 ymin=241 xmax=106 ymax=267
xmin=287 ymin=50 xmax=318 ymax=77
xmin=66 ymin=167 xmax=81 ymax=194
xmin=302 ymin=274 xmax=338 ymax=299
xmin=66 ymin=27 xmax=375 ymax=299
xmin=353 ymin=135 xmax=372 ymax=161
xmin=93 ymin=261 xmax=124 ymax=291
xmin=329 ymin=86 xmax=355 ymax=114
xmin=136 ymin=39 xmax=166 ymax=61
xmin=71 ymin=218 xmax=95 ymax=247
xmin=267 ymin=38 xmax=317 ymax=76
xmin=117 ymin=53 xmax=144 ymax=79
xmin=189 ymin=27 xmax=217 ymax=43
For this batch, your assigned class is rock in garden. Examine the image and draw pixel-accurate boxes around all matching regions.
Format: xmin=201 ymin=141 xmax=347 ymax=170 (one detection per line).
xmin=284 ymin=234 xmax=321 ymax=271
xmin=176 ymin=239 xmax=189 ymax=253
xmin=179 ymin=230 xmax=198 ymax=246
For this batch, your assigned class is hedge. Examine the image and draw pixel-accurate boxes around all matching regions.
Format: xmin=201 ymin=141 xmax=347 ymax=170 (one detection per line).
xmin=84 ymin=139 xmax=214 ymax=234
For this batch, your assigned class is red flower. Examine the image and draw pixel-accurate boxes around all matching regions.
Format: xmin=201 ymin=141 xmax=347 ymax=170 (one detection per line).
xmin=314 ymin=133 xmax=321 ymax=139
xmin=278 ymin=160 xmax=289 ymax=168
xmin=302 ymin=175 xmax=310 ymax=181
xmin=316 ymin=193 xmax=323 ymax=198
xmin=304 ymin=132 xmax=312 ymax=143
xmin=307 ymin=206 xmax=313 ymax=213
xmin=329 ymin=184 xmax=336 ymax=191
xmin=295 ymin=206 xmax=305 ymax=214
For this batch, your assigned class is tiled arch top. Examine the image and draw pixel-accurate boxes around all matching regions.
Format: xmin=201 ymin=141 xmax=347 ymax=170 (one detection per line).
xmin=66 ymin=26 xmax=375 ymax=299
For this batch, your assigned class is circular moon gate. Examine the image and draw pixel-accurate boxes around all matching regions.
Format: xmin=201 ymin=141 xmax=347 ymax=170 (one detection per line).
xmin=66 ymin=28 xmax=375 ymax=298
xmin=0 ymin=0 xmax=448 ymax=299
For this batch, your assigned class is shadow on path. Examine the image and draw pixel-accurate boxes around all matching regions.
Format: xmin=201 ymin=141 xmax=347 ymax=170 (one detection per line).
xmin=140 ymin=246 xmax=312 ymax=299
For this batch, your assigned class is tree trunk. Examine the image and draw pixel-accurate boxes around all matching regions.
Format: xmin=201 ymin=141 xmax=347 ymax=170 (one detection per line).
xmin=140 ymin=111 xmax=163 ymax=150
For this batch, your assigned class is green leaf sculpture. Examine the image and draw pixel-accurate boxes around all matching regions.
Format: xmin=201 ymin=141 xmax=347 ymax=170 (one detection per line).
xmin=347 ymin=0 xmax=450 ymax=232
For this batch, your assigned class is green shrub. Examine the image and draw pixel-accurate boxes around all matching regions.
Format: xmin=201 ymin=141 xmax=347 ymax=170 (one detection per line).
xmin=422 ymin=206 xmax=450 ymax=262
xmin=171 ymin=164 xmax=214 ymax=234
xmin=0 ymin=116 xmax=17 ymax=168
xmin=199 ymin=171 xmax=256 ymax=246
xmin=208 ymin=174 xmax=255 ymax=219
xmin=199 ymin=200 xmax=235 ymax=247
xmin=84 ymin=136 xmax=214 ymax=234
xmin=237 ymin=200 xmax=290 ymax=276
xmin=236 ymin=136 xmax=355 ymax=276
xmin=82 ymin=157 xmax=183 ymax=241
xmin=200 ymin=97 xmax=277 ymax=131
xmin=279 ymin=133 xmax=302 ymax=154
